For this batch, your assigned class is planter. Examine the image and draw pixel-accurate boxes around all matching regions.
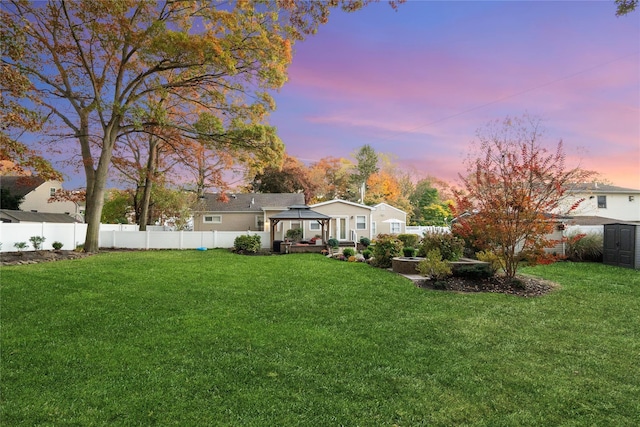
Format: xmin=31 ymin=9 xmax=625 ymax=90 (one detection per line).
xmin=391 ymin=257 xmax=425 ymax=274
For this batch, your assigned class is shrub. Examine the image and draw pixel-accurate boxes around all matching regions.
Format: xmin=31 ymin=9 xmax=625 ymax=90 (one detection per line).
xmin=418 ymin=232 xmax=464 ymax=261
xmin=29 ymin=236 xmax=45 ymax=250
xmin=342 ymin=247 xmax=355 ymax=258
xmin=14 ymin=242 xmax=28 ymax=252
xmin=361 ymin=249 xmax=372 ymax=260
xmin=233 ymin=234 xmax=261 ymax=254
xmin=327 ymin=238 xmax=339 ymax=249
xmin=417 ymin=249 xmax=452 ymax=281
xmin=397 ymin=233 xmax=419 ymax=248
xmin=371 ymin=234 xmax=403 ymax=268
xmin=359 ymin=237 xmax=371 ymax=247
xmin=566 ymin=232 xmax=603 ymax=262
xmin=475 ymin=250 xmax=502 ymax=275
xmin=402 ymin=247 xmax=416 ymax=257
xmin=453 ymin=263 xmax=493 ymax=279
xmin=348 ymin=255 xmax=357 ymax=262
xmin=52 ymin=241 xmax=64 ymax=250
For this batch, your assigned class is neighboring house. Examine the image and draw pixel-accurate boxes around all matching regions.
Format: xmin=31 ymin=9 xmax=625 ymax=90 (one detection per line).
xmin=0 ymin=209 xmax=81 ymax=223
xmin=371 ymin=202 xmax=407 ymax=236
xmin=193 ymin=193 xmax=305 ymax=232
xmin=0 ymin=176 xmax=83 ymax=220
xmin=309 ymin=199 xmax=377 ymax=243
xmin=193 ymin=194 xmax=410 ymax=244
xmin=556 ymin=183 xmax=640 ymax=222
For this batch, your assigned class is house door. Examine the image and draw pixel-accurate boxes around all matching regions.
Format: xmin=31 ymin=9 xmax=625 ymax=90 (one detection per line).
xmin=337 ymin=217 xmax=347 ymax=241
xmin=604 ymin=224 xmax=636 ymax=269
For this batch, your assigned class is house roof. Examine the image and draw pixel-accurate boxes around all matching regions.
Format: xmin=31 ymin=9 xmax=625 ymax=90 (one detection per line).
xmin=199 ymin=193 xmax=305 ymax=212
xmin=269 ymin=205 xmax=331 ymax=221
xmin=563 ymin=215 xmax=640 ymax=226
xmin=0 ymin=209 xmax=79 ymax=223
xmin=373 ymin=202 xmax=407 ymax=215
xmin=310 ymin=199 xmax=375 ymax=210
xmin=0 ymin=176 xmax=46 ymax=197
xmin=566 ymin=183 xmax=640 ymax=194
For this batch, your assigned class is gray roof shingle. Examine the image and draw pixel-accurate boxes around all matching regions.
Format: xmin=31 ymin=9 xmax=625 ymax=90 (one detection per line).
xmin=200 ymin=193 xmax=305 ymax=212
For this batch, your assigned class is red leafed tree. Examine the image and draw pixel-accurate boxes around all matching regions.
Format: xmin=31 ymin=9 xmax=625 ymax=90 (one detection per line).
xmin=454 ymin=115 xmax=595 ymax=278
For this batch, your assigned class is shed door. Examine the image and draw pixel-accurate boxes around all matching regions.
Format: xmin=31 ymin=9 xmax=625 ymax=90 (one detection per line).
xmin=618 ymin=225 xmax=635 ymax=268
xmin=604 ymin=224 xmax=636 ymax=269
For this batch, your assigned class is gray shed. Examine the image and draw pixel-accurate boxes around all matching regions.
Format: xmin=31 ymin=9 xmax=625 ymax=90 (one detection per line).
xmin=603 ymin=223 xmax=640 ymax=270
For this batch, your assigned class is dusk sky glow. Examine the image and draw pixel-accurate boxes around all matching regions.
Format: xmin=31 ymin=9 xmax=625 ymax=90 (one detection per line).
xmin=269 ymin=0 xmax=640 ymax=189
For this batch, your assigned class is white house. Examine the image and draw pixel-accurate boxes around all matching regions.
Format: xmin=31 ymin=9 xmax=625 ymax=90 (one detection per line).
xmin=371 ymin=202 xmax=407 ymax=236
xmin=556 ymin=183 xmax=640 ymax=222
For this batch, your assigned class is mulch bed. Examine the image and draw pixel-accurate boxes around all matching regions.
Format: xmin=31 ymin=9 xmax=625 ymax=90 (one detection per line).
xmin=417 ymin=274 xmax=558 ymax=297
xmin=1 ymin=250 xmax=94 ymax=266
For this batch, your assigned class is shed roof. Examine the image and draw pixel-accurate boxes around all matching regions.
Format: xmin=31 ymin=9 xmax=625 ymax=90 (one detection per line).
xmin=0 ymin=209 xmax=79 ymax=223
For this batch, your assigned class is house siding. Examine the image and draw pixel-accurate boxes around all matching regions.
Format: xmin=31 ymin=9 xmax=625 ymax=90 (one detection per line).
xmin=17 ymin=180 xmax=79 ymax=216
xmin=372 ymin=203 xmax=407 ymax=236
xmin=557 ymin=187 xmax=640 ymax=222
xmin=310 ymin=201 xmax=374 ymax=242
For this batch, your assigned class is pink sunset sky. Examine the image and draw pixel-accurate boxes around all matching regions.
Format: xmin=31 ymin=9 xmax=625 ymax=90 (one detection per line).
xmin=269 ymin=1 xmax=640 ymax=189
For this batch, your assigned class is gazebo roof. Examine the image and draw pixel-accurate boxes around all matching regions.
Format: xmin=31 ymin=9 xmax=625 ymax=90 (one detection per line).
xmin=269 ymin=205 xmax=331 ymax=221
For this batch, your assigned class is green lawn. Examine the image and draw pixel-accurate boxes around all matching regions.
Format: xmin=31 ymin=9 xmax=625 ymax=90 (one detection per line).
xmin=1 ymin=250 xmax=639 ymax=426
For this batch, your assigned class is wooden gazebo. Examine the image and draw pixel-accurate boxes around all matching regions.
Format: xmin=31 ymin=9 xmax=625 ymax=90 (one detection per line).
xmin=269 ymin=205 xmax=331 ymax=251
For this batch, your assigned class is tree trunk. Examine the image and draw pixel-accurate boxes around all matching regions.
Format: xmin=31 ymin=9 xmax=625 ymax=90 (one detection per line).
xmin=83 ymin=127 xmax=118 ymax=252
xmin=138 ymin=139 xmax=158 ymax=231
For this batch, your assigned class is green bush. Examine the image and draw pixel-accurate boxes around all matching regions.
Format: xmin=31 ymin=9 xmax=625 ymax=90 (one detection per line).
xmin=397 ymin=233 xmax=419 ymax=248
xmin=342 ymin=247 xmax=355 ymax=258
xmin=359 ymin=237 xmax=371 ymax=247
xmin=52 ymin=241 xmax=64 ymax=250
xmin=453 ymin=263 xmax=493 ymax=279
xmin=14 ymin=242 xmax=27 ymax=252
xmin=402 ymin=247 xmax=416 ymax=257
xmin=475 ymin=250 xmax=503 ymax=275
xmin=371 ymin=234 xmax=403 ymax=268
xmin=327 ymin=238 xmax=339 ymax=249
xmin=417 ymin=249 xmax=452 ymax=281
xmin=418 ymin=232 xmax=464 ymax=261
xmin=29 ymin=236 xmax=45 ymax=250
xmin=361 ymin=249 xmax=372 ymax=260
xmin=566 ymin=232 xmax=603 ymax=262
xmin=233 ymin=234 xmax=261 ymax=254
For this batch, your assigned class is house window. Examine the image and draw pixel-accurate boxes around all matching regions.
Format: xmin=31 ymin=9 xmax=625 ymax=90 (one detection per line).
xmin=203 ymin=215 xmax=222 ymax=223
xmin=356 ymin=215 xmax=366 ymax=230
xmin=256 ymin=215 xmax=265 ymax=230
xmin=597 ymin=195 xmax=607 ymax=209
xmin=50 ymin=187 xmax=56 ymax=196
xmin=309 ymin=221 xmax=320 ymax=231
xmin=372 ymin=221 xmax=377 ymax=236
xmin=391 ymin=222 xmax=400 ymax=234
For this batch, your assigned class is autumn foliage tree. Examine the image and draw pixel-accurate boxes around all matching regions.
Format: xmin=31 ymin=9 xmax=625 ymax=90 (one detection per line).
xmin=454 ymin=115 xmax=595 ymax=278
xmin=2 ymin=0 xmax=394 ymax=251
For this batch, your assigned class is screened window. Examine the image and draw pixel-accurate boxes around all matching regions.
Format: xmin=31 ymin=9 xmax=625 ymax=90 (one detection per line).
xmin=49 ymin=187 xmax=57 ymax=196
xmin=256 ymin=215 xmax=265 ymax=230
xmin=391 ymin=222 xmax=401 ymax=234
xmin=356 ymin=215 xmax=366 ymax=230
xmin=203 ymin=215 xmax=222 ymax=223
xmin=309 ymin=221 xmax=320 ymax=231
xmin=597 ymin=195 xmax=607 ymax=209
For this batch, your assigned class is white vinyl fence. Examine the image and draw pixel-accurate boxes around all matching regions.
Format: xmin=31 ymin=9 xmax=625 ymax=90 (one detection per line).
xmin=0 ymin=222 xmax=270 ymax=252
xmin=405 ymin=226 xmax=451 ymax=236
